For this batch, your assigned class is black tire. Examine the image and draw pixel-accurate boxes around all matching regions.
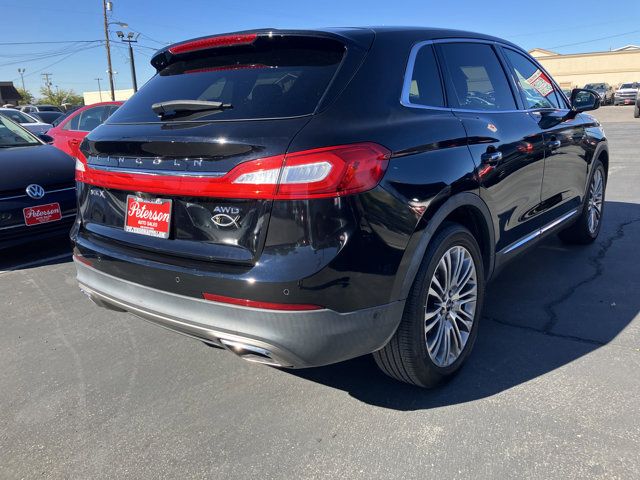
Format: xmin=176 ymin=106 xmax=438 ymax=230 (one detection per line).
xmin=373 ymin=223 xmax=485 ymax=388
xmin=634 ymin=105 xmax=639 ymax=118
xmin=559 ymin=160 xmax=606 ymax=244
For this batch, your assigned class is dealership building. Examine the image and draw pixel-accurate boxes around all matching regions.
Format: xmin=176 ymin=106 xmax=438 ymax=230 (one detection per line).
xmin=529 ymin=45 xmax=640 ymax=89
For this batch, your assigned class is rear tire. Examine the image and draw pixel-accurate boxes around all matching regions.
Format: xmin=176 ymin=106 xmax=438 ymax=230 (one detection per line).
xmin=559 ymin=160 xmax=606 ymax=244
xmin=373 ymin=223 xmax=485 ymax=388
xmin=634 ymin=105 xmax=639 ymax=118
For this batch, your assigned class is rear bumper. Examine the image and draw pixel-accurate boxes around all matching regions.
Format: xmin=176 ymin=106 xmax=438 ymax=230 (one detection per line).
xmin=0 ymin=214 xmax=75 ymax=249
xmin=75 ymin=259 xmax=404 ymax=368
xmin=614 ymin=97 xmax=636 ymax=105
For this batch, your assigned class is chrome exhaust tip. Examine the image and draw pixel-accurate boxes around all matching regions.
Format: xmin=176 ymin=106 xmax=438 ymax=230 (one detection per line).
xmin=220 ymin=339 xmax=285 ymax=367
xmin=80 ymin=287 xmax=127 ymax=312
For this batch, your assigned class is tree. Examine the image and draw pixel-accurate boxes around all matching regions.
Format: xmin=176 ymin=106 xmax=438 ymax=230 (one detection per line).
xmin=16 ymin=87 xmax=34 ymax=105
xmin=39 ymin=86 xmax=84 ymax=106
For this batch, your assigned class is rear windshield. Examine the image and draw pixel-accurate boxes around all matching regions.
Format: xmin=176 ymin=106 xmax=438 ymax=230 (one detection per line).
xmin=109 ymin=36 xmax=345 ymax=123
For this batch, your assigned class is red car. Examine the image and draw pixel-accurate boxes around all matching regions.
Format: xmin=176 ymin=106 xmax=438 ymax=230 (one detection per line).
xmin=48 ymin=102 xmax=122 ymax=158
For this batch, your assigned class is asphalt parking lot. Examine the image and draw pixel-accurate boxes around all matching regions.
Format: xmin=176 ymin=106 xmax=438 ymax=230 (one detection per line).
xmin=1 ymin=106 xmax=639 ymax=479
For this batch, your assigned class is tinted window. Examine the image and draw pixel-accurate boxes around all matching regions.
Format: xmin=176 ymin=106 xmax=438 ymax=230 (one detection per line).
xmin=37 ymin=105 xmax=61 ymax=112
xmin=438 ymin=43 xmax=516 ymax=111
xmin=109 ymin=36 xmax=345 ymax=123
xmin=77 ymin=106 xmax=109 ymax=131
xmin=0 ymin=115 xmax=40 ymax=147
xmin=503 ymin=48 xmax=561 ymax=109
xmin=0 ymin=110 xmax=36 ymax=124
xmin=407 ymin=44 xmax=444 ymax=107
xmin=63 ymin=111 xmax=81 ymax=131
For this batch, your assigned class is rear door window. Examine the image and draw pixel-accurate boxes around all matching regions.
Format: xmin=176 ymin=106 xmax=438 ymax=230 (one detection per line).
xmin=502 ymin=48 xmax=563 ymax=110
xmin=405 ymin=44 xmax=445 ymax=107
xmin=437 ymin=42 xmax=516 ymax=111
xmin=108 ymin=36 xmax=346 ymax=123
xmin=63 ymin=111 xmax=81 ymax=131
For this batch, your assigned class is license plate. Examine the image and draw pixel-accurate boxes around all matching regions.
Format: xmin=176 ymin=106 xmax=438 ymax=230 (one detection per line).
xmin=23 ymin=203 xmax=62 ymax=226
xmin=124 ymin=196 xmax=172 ymax=239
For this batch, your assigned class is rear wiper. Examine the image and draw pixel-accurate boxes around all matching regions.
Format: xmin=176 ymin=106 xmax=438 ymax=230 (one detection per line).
xmin=151 ymin=100 xmax=233 ymax=118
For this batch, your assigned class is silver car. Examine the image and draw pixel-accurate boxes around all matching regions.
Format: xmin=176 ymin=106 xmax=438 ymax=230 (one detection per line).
xmin=0 ymin=108 xmax=52 ymax=135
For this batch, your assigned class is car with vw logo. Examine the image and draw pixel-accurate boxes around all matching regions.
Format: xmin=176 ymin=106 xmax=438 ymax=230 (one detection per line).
xmin=0 ymin=114 xmax=76 ymax=249
xmin=72 ymin=28 xmax=606 ymax=387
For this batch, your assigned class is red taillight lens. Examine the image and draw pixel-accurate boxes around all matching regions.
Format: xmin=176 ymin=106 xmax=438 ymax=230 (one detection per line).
xmin=77 ymin=142 xmax=390 ymax=200
xmin=275 ymin=143 xmax=391 ymax=199
xmin=202 ymin=293 xmax=322 ymax=311
xmin=168 ymin=33 xmax=258 ymax=55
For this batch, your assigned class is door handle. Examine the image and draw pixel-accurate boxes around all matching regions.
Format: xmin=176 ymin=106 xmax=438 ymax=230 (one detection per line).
xmin=480 ymin=150 xmax=503 ymax=166
xmin=69 ymin=139 xmax=80 ymax=145
xmin=547 ymin=139 xmax=561 ymax=149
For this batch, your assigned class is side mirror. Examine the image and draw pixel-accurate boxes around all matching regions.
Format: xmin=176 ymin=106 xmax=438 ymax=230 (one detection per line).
xmin=570 ymin=88 xmax=600 ymax=113
xmin=38 ymin=133 xmax=54 ymax=144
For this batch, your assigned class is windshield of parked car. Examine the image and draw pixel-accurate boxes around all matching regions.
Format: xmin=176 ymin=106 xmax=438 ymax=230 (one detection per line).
xmin=109 ymin=36 xmax=345 ymax=123
xmin=0 ymin=110 xmax=37 ymax=124
xmin=37 ymin=105 xmax=62 ymax=112
xmin=620 ymin=83 xmax=638 ymax=89
xmin=0 ymin=115 xmax=41 ymax=147
xmin=585 ymin=83 xmax=605 ymax=90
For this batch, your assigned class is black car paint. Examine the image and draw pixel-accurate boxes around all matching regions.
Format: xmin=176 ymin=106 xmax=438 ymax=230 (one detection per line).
xmin=73 ymin=28 xmax=606 ymax=317
xmin=1 ymin=144 xmax=76 ymax=248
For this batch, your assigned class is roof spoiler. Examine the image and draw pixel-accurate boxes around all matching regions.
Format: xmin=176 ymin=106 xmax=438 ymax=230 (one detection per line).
xmin=150 ymin=28 xmax=374 ymax=71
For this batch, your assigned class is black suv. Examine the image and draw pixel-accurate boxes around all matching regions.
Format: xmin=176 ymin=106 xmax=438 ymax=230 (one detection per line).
xmin=72 ymin=28 xmax=607 ymax=387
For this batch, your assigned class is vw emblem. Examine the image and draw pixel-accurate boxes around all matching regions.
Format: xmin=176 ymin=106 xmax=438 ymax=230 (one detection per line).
xmin=26 ymin=184 xmax=45 ymax=200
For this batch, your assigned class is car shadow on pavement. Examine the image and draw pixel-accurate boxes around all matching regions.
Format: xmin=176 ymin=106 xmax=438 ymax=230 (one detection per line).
xmin=285 ymin=201 xmax=640 ymax=410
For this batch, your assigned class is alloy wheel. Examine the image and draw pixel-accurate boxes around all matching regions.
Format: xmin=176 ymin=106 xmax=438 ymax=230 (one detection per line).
xmin=587 ymin=169 xmax=604 ymax=234
xmin=424 ymin=245 xmax=478 ymax=367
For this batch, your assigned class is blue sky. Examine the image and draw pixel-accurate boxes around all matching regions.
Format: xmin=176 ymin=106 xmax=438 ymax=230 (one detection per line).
xmin=1 ymin=0 xmax=639 ymax=98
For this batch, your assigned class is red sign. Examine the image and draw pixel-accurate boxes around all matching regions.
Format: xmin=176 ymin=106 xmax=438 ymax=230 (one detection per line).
xmin=23 ymin=203 xmax=62 ymax=226
xmin=124 ymin=196 xmax=172 ymax=239
xmin=526 ymin=70 xmax=554 ymax=97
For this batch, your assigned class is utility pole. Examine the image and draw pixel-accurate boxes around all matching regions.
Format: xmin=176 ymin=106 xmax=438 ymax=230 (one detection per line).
xmin=95 ymin=78 xmax=103 ymax=101
xmin=117 ymin=31 xmax=138 ymax=92
xmin=102 ymin=0 xmax=115 ymax=101
xmin=41 ymin=73 xmax=53 ymax=96
xmin=17 ymin=68 xmax=26 ymax=91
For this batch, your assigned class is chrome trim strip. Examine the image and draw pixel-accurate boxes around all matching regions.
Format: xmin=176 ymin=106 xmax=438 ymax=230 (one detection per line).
xmin=540 ymin=209 xmax=579 ymax=234
xmin=0 ymin=186 xmax=75 ymax=202
xmin=0 ymin=213 xmax=75 ymax=231
xmin=500 ymin=209 xmax=578 ymax=255
xmin=87 ymin=164 xmax=226 ymax=178
xmin=501 ymin=230 xmax=541 ymax=255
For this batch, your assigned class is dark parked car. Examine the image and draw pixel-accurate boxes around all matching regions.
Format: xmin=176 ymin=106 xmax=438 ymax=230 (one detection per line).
xmin=0 ymin=115 xmax=76 ymax=249
xmin=72 ymin=28 xmax=607 ymax=387
xmin=29 ymin=110 xmax=64 ymax=125
xmin=584 ymin=82 xmax=614 ymax=105
xmin=20 ymin=104 xmax=63 ymax=113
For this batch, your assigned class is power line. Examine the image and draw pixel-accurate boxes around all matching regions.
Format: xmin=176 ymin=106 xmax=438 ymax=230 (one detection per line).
xmin=0 ymin=40 xmax=102 ymax=45
xmin=548 ymin=29 xmax=640 ymax=50
xmin=15 ymin=45 xmax=102 ymax=81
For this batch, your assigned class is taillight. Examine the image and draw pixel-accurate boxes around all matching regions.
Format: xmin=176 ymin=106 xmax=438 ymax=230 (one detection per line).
xmin=276 ymin=143 xmax=390 ymax=199
xmin=76 ymin=142 xmax=391 ymax=200
xmin=168 ymin=33 xmax=258 ymax=55
xmin=232 ymin=143 xmax=390 ymax=199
